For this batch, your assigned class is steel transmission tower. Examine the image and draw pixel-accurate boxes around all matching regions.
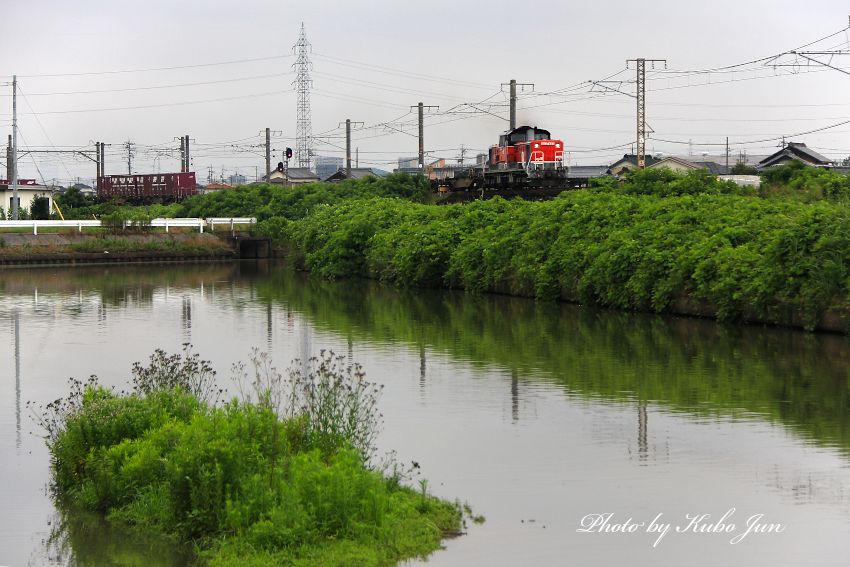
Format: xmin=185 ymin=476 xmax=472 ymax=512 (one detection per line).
xmin=293 ymin=23 xmax=313 ymax=170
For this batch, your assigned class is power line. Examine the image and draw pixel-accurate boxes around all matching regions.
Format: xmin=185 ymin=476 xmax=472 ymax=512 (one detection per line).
xmin=15 ymin=54 xmax=294 ymax=78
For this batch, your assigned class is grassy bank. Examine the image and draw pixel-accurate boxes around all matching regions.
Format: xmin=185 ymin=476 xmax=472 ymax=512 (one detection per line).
xmin=0 ymin=233 xmax=234 ymax=261
xmin=270 ymin=170 xmax=850 ymax=331
xmin=38 ymin=349 xmax=462 ymax=567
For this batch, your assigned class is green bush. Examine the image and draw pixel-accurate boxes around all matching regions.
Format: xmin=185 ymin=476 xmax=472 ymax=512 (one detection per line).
xmin=39 ymin=349 xmax=461 ymax=566
xmin=282 ymin=188 xmax=850 ymax=330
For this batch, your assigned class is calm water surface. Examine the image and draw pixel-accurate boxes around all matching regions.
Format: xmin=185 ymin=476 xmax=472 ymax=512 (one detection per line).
xmin=2 ymin=262 xmax=850 ymax=566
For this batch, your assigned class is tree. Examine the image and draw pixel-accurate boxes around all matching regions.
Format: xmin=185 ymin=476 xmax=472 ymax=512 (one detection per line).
xmin=55 ymin=187 xmax=95 ymax=211
xmin=30 ymin=195 xmax=51 ymax=220
xmin=730 ymin=163 xmax=758 ymax=175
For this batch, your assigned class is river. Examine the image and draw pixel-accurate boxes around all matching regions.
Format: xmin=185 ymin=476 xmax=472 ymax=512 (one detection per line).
xmin=2 ymin=262 xmax=849 ymax=566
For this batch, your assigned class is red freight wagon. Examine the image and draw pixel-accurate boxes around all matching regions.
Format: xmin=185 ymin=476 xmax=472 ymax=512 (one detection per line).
xmin=97 ymin=172 xmax=196 ymax=201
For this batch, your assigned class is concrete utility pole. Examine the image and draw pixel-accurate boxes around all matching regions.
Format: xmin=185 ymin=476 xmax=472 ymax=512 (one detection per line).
xmin=184 ymin=135 xmax=190 ymax=171
xmin=6 ymin=135 xmax=11 ymax=182
xmin=725 ymin=137 xmax=730 ymax=173
xmin=265 ymin=127 xmax=271 ymax=182
xmin=338 ymin=119 xmax=363 ymax=178
xmin=627 ymin=58 xmax=666 ymax=169
xmin=124 ymin=140 xmax=134 ymax=174
xmin=345 ymin=119 xmax=351 ymax=177
xmin=179 ymin=137 xmax=186 ymax=172
xmin=356 ymin=147 xmax=359 ymax=168
xmin=411 ymin=102 xmax=439 ymax=170
xmin=11 ymin=75 xmax=18 ymax=220
xmin=501 ymin=79 xmax=533 ymax=130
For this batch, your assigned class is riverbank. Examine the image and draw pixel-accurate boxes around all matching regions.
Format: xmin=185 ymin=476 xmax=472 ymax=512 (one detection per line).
xmin=0 ymin=233 xmax=236 ymax=266
xmin=272 ymin=187 xmax=850 ymax=333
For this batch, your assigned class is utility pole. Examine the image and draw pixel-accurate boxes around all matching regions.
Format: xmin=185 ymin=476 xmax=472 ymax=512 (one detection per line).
xmin=95 ymin=142 xmax=101 ymax=178
xmin=100 ymin=142 xmax=105 ymax=177
xmin=184 ymin=135 xmax=190 ymax=171
xmin=338 ymin=119 xmax=364 ymax=178
xmin=356 ymin=147 xmax=359 ymax=168
xmin=179 ymin=137 xmax=186 ymax=172
xmin=346 ymin=119 xmax=351 ymax=176
xmin=411 ymin=102 xmax=439 ymax=170
xmin=501 ymin=79 xmax=534 ymax=130
xmin=6 ymin=135 xmax=11 ymax=182
xmin=725 ymin=137 xmax=730 ymax=173
xmin=627 ymin=58 xmax=666 ymax=169
xmin=124 ymin=140 xmax=135 ymax=175
xmin=11 ymin=75 xmax=18 ymax=220
xmin=265 ymin=127 xmax=271 ymax=182
xmin=457 ymin=144 xmax=467 ymax=167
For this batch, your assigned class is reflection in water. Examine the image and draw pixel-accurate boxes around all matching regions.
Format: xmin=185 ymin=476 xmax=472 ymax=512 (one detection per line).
xmin=41 ymin=510 xmax=194 ymax=567
xmin=1 ymin=263 xmax=850 ymax=566
xmin=254 ymin=269 xmax=850 ymax=456
xmin=420 ymin=344 xmax=426 ymax=392
xmin=638 ymin=401 xmax=648 ymax=463
xmin=14 ymin=308 xmax=21 ymax=449
xmin=511 ymin=370 xmax=519 ymax=423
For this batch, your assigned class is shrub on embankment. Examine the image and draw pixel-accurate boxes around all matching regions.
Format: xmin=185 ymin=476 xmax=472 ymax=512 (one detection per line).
xmin=36 ymin=348 xmax=461 ymax=567
xmin=178 ymin=173 xmax=432 ymax=221
xmin=275 ymin=187 xmax=850 ymax=331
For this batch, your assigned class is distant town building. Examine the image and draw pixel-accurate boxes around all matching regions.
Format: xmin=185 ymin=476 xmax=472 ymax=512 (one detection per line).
xmin=201 ymin=182 xmax=233 ymax=194
xmin=608 ymin=154 xmax=662 ymax=175
xmin=264 ymin=167 xmax=320 ymax=186
xmin=315 ymin=156 xmax=344 ymax=180
xmin=324 ymin=167 xmax=390 ymax=182
xmin=397 ymin=157 xmax=420 ymax=170
xmin=758 ymin=142 xmax=832 ymax=170
xmin=0 ymin=179 xmax=53 ymax=215
xmin=227 ymin=173 xmax=248 ymax=186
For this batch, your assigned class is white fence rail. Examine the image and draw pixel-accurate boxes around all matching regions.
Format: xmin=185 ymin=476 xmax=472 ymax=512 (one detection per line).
xmin=0 ymin=218 xmax=256 ymax=235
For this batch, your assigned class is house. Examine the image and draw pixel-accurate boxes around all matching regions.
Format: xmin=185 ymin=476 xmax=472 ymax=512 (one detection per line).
xmin=566 ymin=165 xmax=610 ymax=187
xmin=201 ymin=182 xmax=233 ymax=194
xmin=264 ymin=167 xmax=320 ymax=185
xmin=609 ymin=154 xmax=662 ymax=175
xmin=0 ymin=179 xmax=53 ymax=216
xmin=324 ymin=168 xmax=390 ymax=182
xmin=647 ymin=156 xmax=702 ymax=173
xmin=645 ymin=156 xmax=729 ymax=174
xmin=758 ymin=142 xmax=832 ymax=170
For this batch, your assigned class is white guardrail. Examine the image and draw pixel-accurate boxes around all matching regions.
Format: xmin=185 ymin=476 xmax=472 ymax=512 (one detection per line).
xmin=0 ymin=217 xmax=256 ymax=235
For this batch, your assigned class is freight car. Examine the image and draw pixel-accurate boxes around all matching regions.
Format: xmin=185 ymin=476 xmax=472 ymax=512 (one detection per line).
xmin=97 ymin=172 xmax=196 ymax=203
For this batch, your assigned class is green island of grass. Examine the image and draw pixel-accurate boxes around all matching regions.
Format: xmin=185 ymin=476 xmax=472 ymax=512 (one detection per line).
xmin=36 ymin=347 xmax=463 ymax=567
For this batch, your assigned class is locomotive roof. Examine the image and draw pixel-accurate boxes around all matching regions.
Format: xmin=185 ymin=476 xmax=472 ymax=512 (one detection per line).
xmin=508 ymin=125 xmax=551 ymax=137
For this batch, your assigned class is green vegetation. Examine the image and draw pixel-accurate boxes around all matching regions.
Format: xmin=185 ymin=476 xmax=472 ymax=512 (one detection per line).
xmin=36 ymin=347 xmax=461 ymax=567
xmin=178 ymin=173 xmax=431 ymax=221
xmin=759 ymin=160 xmax=850 ymax=202
xmin=31 ymin=195 xmax=51 ymax=220
xmin=266 ymin=167 xmax=850 ymax=330
xmin=730 ymin=163 xmax=759 ymax=175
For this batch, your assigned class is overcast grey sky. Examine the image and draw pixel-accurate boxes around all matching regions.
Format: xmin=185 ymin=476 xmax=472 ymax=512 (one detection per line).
xmin=3 ymin=0 xmax=850 ymax=184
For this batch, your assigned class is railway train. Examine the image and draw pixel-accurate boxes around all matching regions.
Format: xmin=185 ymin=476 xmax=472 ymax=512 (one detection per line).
xmin=97 ymin=172 xmax=197 ymax=202
xmin=435 ymin=125 xmax=568 ymax=194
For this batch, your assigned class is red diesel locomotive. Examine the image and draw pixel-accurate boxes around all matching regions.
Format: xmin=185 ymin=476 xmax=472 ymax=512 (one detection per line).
xmin=439 ymin=125 xmax=567 ymax=193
